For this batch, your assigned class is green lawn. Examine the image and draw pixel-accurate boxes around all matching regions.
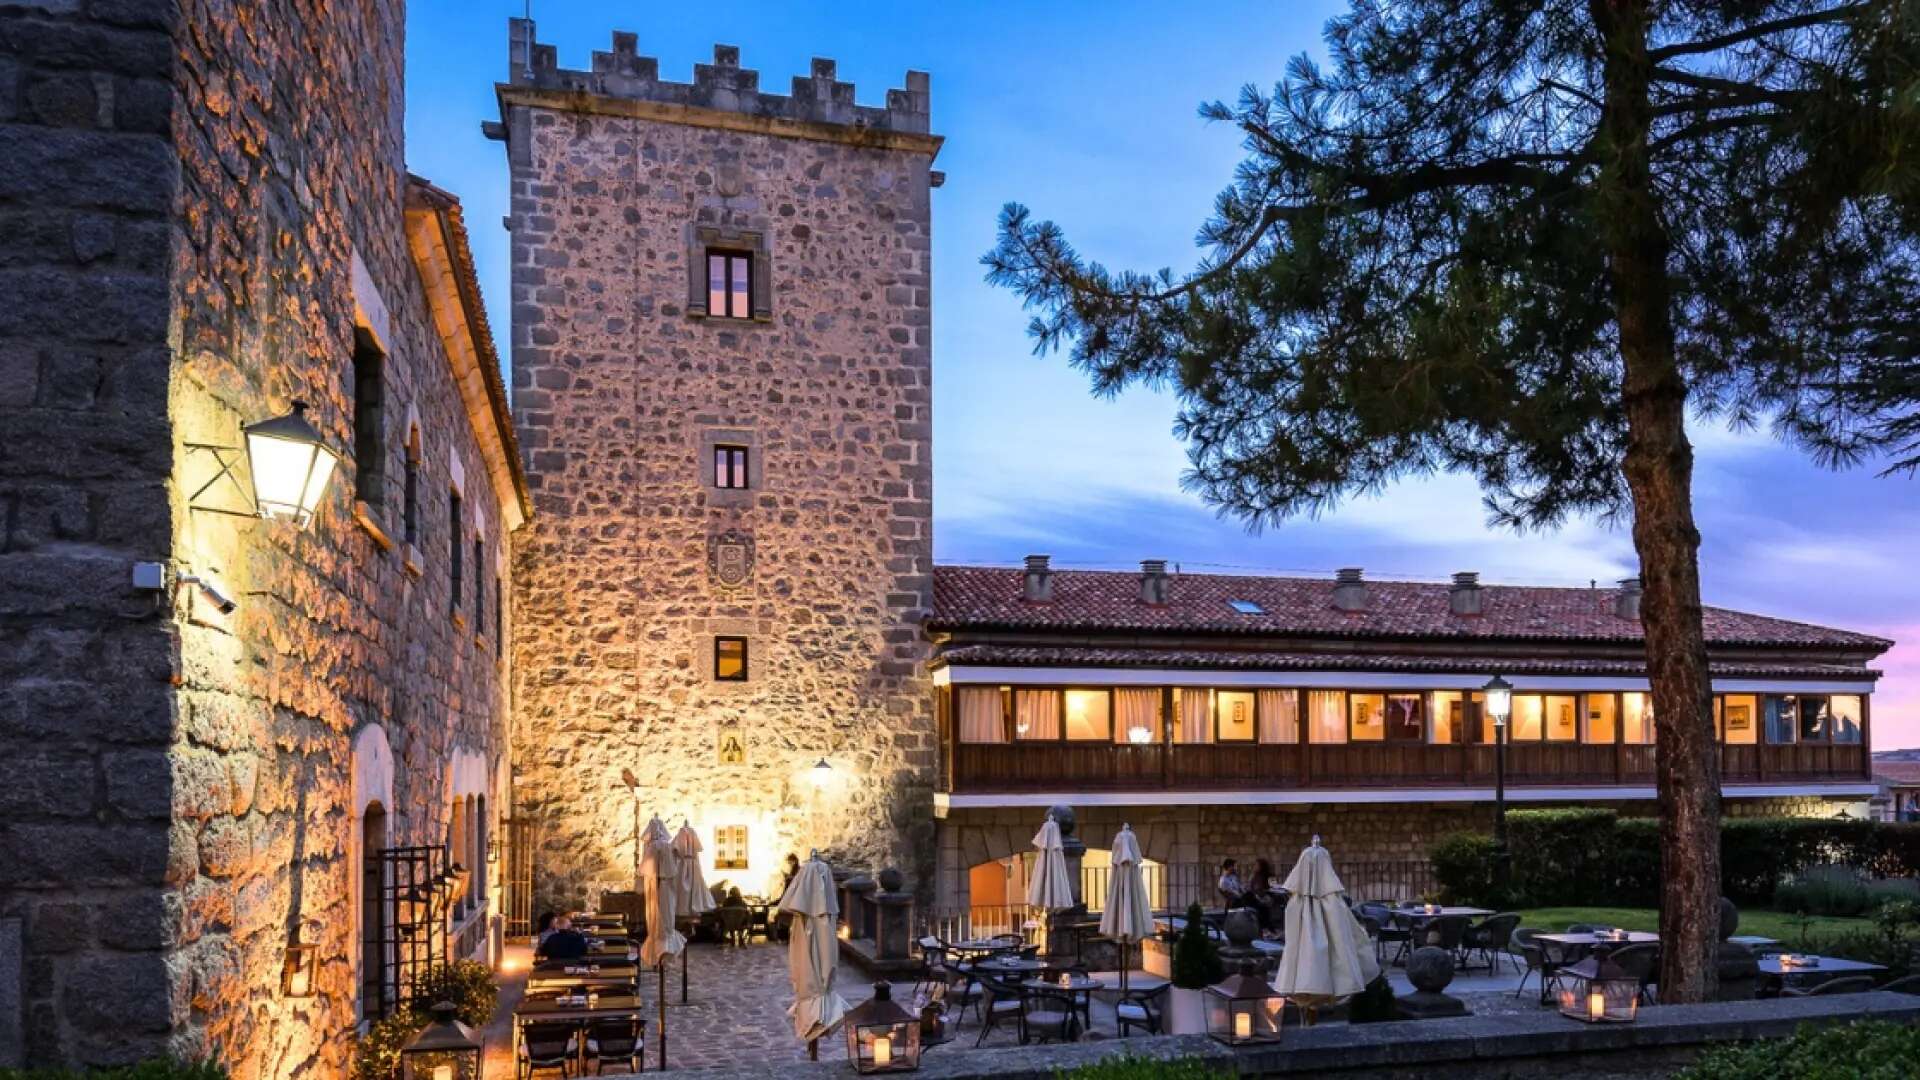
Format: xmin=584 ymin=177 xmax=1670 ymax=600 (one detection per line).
xmin=1516 ymin=906 xmax=1873 ymax=941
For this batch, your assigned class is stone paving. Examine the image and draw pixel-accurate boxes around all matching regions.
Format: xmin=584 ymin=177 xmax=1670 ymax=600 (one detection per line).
xmin=481 ymin=940 xmax=1562 ymax=1076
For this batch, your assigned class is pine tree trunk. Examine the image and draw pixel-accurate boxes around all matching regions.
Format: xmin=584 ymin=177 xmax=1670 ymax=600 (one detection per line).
xmin=1591 ymin=0 xmax=1721 ymax=1003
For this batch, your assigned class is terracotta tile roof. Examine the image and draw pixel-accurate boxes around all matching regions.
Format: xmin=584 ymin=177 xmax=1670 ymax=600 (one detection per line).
xmin=1873 ymin=761 xmax=1920 ymax=786
xmin=929 ymin=565 xmax=1892 ymax=651
xmin=934 ymin=644 xmax=1880 ymax=681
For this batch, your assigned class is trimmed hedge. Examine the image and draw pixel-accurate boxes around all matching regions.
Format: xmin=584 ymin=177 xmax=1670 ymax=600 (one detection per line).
xmin=1676 ymin=1021 xmax=1920 ymax=1080
xmin=1431 ymin=812 xmax=1920 ymax=908
xmin=1056 ymin=1057 xmax=1231 ymax=1079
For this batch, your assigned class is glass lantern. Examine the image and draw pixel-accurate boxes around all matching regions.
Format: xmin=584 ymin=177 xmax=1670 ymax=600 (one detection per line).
xmin=243 ymin=401 xmax=340 ymax=528
xmin=843 ymin=980 xmax=920 ymax=1073
xmin=1205 ymin=972 xmax=1286 ymax=1045
xmin=279 ymin=935 xmax=317 ymax=998
xmin=1556 ymin=950 xmax=1639 ymax=1023
xmin=400 ymin=1001 xmax=484 ymax=1080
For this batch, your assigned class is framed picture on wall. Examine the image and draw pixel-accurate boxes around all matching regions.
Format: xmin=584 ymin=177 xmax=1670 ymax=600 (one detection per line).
xmin=1727 ymin=703 xmax=1752 ymax=732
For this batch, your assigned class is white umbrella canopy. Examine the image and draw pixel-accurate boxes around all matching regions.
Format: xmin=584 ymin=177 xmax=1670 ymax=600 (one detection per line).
xmin=1099 ymin=824 xmax=1154 ymax=943
xmin=1272 ymin=838 xmax=1380 ymax=1006
xmin=779 ymin=853 xmax=848 ymax=1043
xmin=1026 ymin=814 xmax=1076 ymax=911
xmin=673 ymin=823 xmax=717 ymax=915
xmin=638 ymin=815 xmax=685 ymax=968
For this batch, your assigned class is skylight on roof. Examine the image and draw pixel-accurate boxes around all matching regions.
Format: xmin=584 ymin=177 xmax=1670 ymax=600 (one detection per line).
xmin=1228 ymin=599 xmax=1265 ymax=615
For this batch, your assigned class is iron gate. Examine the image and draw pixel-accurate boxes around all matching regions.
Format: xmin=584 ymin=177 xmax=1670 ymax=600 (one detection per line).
xmin=368 ymin=843 xmax=448 ymax=1016
xmin=504 ymin=816 xmax=537 ymax=938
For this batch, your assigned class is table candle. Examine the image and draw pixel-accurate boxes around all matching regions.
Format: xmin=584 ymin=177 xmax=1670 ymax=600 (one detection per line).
xmin=433 ymin=1066 xmax=453 ymax=1080
xmin=1588 ymin=990 xmax=1605 ymax=1021
xmin=1234 ymin=1011 xmax=1253 ymax=1039
xmin=873 ymin=1036 xmax=892 ymax=1066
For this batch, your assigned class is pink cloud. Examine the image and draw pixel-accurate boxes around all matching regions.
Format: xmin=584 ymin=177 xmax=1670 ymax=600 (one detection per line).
xmin=1867 ymin=625 xmax=1920 ymax=752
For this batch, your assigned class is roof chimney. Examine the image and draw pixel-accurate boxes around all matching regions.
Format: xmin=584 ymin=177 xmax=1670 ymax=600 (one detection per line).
xmin=1614 ymin=576 xmax=1642 ymax=620
xmin=1139 ymin=559 xmax=1170 ymax=606
xmin=1332 ymin=567 xmax=1368 ymax=612
xmin=1023 ymin=554 xmax=1053 ymax=603
xmin=1449 ymin=571 xmax=1484 ymax=616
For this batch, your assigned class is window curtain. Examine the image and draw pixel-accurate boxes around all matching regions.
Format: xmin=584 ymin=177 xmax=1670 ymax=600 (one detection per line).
xmin=1308 ymin=690 xmax=1346 ymax=744
xmin=1015 ymin=690 xmax=1061 ymax=740
xmin=1114 ymin=688 xmax=1161 ymax=745
xmin=1176 ymin=689 xmax=1213 ymax=744
xmin=956 ymin=687 xmax=1005 ymax=744
xmin=1765 ymin=696 xmax=1797 ymax=744
xmin=1257 ymin=689 xmax=1298 ymax=743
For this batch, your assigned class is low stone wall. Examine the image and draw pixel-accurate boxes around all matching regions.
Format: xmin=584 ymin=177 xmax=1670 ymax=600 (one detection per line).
xmin=659 ymin=992 xmax=1920 ymax=1078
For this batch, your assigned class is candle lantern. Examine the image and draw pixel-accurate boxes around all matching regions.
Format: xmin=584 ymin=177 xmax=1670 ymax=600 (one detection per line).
xmin=843 ymin=980 xmax=920 ymax=1073
xmin=399 ymin=1001 xmax=484 ymax=1080
xmin=279 ymin=932 xmax=318 ymax=998
xmin=1205 ymin=972 xmax=1286 ymax=1046
xmin=1555 ymin=949 xmax=1639 ymax=1023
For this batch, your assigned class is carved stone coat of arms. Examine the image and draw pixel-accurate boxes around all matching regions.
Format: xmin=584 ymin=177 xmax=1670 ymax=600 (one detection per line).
xmin=707 ymin=528 xmax=755 ymax=587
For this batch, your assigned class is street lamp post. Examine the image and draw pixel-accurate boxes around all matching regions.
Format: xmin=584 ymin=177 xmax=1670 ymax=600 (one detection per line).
xmin=1482 ymin=675 xmax=1514 ymax=897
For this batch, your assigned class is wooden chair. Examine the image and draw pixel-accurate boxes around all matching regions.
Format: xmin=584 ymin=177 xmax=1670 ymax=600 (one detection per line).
xmin=519 ymin=1021 xmax=578 ymax=1079
xmin=585 ymin=1017 xmax=643 ymax=1075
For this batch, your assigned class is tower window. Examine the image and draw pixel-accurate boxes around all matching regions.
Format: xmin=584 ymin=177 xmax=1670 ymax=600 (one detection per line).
xmin=714 ymin=636 xmax=748 ymax=681
xmin=473 ymin=538 xmax=484 ymax=627
xmin=714 ymin=445 xmax=750 ymax=490
xmin=449 ymin=489 xmax=463 ymax=615
xmin=714 ymin=825 xmax=748 ymax=870
xmin=402 ymin=432 xmax=421 ymax=547
xmin=352 ymin=330 xmax=385 ymax=509
xmin=706 ymin=250 xmax=753 ymax=319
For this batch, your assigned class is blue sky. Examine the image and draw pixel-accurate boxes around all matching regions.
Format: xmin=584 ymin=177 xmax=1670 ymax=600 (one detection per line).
xmin=404 ymin=0 xmax=1920 ymax=749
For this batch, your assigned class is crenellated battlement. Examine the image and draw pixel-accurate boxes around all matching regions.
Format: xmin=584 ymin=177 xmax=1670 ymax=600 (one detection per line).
xmin=505 ymin=19 xmax=931 ymax=136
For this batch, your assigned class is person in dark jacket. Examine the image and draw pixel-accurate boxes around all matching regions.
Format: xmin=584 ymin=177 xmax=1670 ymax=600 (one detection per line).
xmin=536 ymin=913 xmax=589 ymax=961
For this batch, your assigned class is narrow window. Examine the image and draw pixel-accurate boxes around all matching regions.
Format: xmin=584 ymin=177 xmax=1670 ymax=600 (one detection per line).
xmin=714 ymin=636 xmax=748 ymax=681
xmin=714 ymin=444 xmax=750 ymax=490
xmin=402 ymin=432 xmax=420 ymax=547
xmin=714 ymin=825 xmax=748 ymax=871
xmin=352 ymin=330 xmax=385 ymax=508
xmin=473 ymin=538 xmax=484 ymax=628
xmin=449 ymin=489 xmax=463 ymax=614
xmin=495 ymin=578 xmax=504 ymax=658
xmin=706 ymin=250 xmax=753 ymax=318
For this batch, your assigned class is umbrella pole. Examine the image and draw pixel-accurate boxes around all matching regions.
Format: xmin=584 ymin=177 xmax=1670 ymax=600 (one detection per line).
xmin=657 ymin=960 xmax=668 ymax=1071
xmin=681 ymin=947 xmax=688 ymax=1004
xmin=808 ymin=1037 xmax=818 ymax=1061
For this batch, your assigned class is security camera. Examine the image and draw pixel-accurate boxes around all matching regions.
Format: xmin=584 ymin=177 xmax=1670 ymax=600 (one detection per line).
xmin=177 ymin=573 xmax=237 ymax=615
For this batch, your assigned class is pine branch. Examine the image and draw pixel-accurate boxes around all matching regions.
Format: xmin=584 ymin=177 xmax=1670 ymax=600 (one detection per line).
xmin=1649 ymin=4 xmax=1873 ymax=63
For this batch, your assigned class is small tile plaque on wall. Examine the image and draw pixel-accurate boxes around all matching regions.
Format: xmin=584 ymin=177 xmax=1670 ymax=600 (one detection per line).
xmin=717 ymin=728 xmax=748 ymax=765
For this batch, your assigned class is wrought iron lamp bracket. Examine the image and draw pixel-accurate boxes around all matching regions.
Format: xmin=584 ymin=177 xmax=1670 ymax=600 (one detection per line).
xmin=183 ymin=442 xmax=258 ymax=519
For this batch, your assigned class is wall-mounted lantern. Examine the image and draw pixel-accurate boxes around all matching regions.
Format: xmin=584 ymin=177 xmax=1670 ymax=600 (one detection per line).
xmin=280 ymin=931 xmax=318 ymax=998
xmin=188 ymin=400 xmax=341 ymax=529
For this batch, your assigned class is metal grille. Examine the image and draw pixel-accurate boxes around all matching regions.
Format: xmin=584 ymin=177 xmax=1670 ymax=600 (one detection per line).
xmin=503 ymin=817 xmax=537 ymax=938
xmin=370 ymin=844 xmax=447 ymax=1016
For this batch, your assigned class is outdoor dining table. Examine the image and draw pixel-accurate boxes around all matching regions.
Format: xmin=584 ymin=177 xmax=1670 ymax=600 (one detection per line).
xmin=1531 ymin=931 xmax=1660 ymax=1003
xmin=1757 ymin=954 xmax=1887 ymax=994
xmin=527 ymin=961 xmax=640 ymax=991
xmin=514 ymin=992 xmax=644 ymax=1073
xmin=1021 ymin=974 xmax=1103 ymax=1037
xmin=572 ymin=913 xmax=627 ymax=933
xmin=1393 ymin=905 xmax=1493 ymax=921
xmin=946 ymin=938 xmax=1020 ymax=962
xmin=972 ymin=955 xmax=1053 ymax=978
xmin=1728 ymin=934 xmax=1780 ymax=949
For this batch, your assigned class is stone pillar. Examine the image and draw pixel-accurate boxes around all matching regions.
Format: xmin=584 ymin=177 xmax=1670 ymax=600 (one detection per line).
xmin=875 ymin=890 xmax=914 ymax=964
xmin=845 ymin=874 xmax=877 ymax=941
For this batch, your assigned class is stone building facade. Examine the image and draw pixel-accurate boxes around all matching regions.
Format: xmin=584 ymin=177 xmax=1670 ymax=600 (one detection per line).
xmin=496 ymin=20 xmax=942 ymax=907
xmin=0 ymin=0 xmax=525 ymax=1073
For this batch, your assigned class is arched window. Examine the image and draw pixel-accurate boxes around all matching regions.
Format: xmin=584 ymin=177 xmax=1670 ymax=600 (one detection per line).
xmin=361 ymin=802 xmax=389 ymax=1017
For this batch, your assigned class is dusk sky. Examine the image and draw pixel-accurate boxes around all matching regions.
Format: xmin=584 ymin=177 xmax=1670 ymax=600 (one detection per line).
xmin=405 ymin=0 xmax=1920 ymax=749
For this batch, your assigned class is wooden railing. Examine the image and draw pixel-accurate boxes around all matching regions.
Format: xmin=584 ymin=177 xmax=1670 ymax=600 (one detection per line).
xmin=944 ymin=740 xmax=1866 ymax=794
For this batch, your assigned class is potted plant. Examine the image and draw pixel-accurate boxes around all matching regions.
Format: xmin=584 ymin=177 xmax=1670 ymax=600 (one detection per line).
xmin=1167 ymin=902 xmax=1224 ymax=1034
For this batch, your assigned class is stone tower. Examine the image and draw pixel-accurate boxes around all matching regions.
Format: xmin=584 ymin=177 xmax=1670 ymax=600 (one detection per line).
xmin=494 ymin=21 xmax=941 ymax=905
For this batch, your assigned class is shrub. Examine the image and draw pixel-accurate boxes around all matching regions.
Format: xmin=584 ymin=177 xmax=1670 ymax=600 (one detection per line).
xmin=1676 ymin=1020 xmax=1920 ymax=1080
xmin=1430 ymin=832 xmax=1499 ymax=906
xmin=352 ymin=1009 xmax=427 ymax=1080
xmin=0 ymin=1063 xmax=226 ymax=1080
xmin=1055 ymin=1055 xmax=1231 ymax=1079
xmin=1169 ymin=902 xmax=1223 ymax=989
xmin=1345 ymin=973 xmax=1398 ymax=1024
xmin=410 ymin=959 xmax=499 ymax=1028
xmin=1775 ymin=864 xmax=1876 ymax=916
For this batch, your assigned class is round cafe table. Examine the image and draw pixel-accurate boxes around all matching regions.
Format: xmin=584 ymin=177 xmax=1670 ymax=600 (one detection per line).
xmin=1022 ymin=975 xmax=1103 ymax=1036
xmin=972 ymin=955 xmax=1049 ymax=978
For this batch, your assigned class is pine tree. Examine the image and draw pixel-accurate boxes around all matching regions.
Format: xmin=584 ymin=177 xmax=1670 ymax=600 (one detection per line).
xmin=987 ymin=1 xmax=1920 ymax=1002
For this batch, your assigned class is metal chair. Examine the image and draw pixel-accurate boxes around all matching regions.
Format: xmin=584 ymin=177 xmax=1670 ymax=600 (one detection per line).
xmin=1115 ymin=984 xmax=1167 ymax=1037
xmin=1878 ymin=973 xmax=1920 ymax=995
xmin=519 ymin=1021 xmax=578 ymax=1079
xmin=1422 ymin=914 xmax=1471 ymax=965
xmin=1020 ymin=989 xmax=1078 ymax=1044
xmin=973 ymin=974 xmax=1026 ymax=1046
xmin=1509 ymin=927 xmax=1550 ymax=1000
xmin=1461 ymin=913 xmax=1519 ymax=974
xmin=1358 ymin=903 xmax=1408 ymax=965
xmin=585 ymin=1017 xmax=643 ymax=1076
xmin=1782 ymin=975 xmax=1876 ymax=997
xmin=716 ymin=905 xmax=752 ymax=946
xmin=1606 ymin=943 xmax=1661 ymax=1003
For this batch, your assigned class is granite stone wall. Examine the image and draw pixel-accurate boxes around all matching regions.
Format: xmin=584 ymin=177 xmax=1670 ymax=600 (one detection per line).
xmin=1 ymin=0 xmax=517 ymax=1073
xmin=502 ymin=23 xmax=939 ymax=907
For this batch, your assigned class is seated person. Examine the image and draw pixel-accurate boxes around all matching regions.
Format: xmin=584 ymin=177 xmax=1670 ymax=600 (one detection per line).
xmin=1217 ymin=858 xmax=1246 ymax=910
xmin=533 ymin=910 xmax=557 ymax=949
xmin=535 ymin=914 xmax=589 ymax=961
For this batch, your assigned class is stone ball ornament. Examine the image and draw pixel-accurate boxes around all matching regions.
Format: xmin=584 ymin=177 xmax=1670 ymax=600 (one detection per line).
xmin=1046 ymin=803 xmax=1077 ymax=837
xmin=877 ymin=866 xmax=904 ymax=893
xmin=1407 ymin=947 xmax=1456 ymax=993
xmin=1221 ymin=908 xmax=1260 ymax=949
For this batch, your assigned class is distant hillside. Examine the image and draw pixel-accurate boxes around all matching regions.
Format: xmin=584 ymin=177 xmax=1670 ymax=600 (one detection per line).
xmin=1874 ymin=748 xmax=1920 ymax=762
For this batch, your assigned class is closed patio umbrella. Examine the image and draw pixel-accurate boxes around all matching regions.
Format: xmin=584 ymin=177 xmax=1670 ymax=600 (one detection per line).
xmin=1027 ymin=812 xmax=1077 ymax=956
xmin=780 ymin=851 xmax=848 ymax=1057
xmin=638 ymin=814 xmax=684 ymax=1067
xmin=1272 ymin=837 xmax=1380 ymax=1009
xmin=1099 ymin=823 xmax=1155 ymax=991
xmin=672 ymin=822 xmax=714 ymax=1005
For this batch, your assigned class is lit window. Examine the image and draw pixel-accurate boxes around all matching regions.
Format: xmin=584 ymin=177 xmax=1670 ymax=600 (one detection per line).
xmin=706 ymin=250 xmax=753 ymax=319
xmin=1544 ymin=695 xmax=1578 ymax=742
xmin=1385 ymin=693 xmax=1425 ymax=742
xmin=1227 ymin=599 xmax=1264 ymax=615
xmin=1430 ymin=691 xmax=1465 ymax=744
xmin=1063 ymin=690 xmax=1111 ymax=741
xmin=1623 ymin=692 xmax=1656 ymax=744
xmin=1510 ymin=695 xmax=1544 ymax=741
xmin=1585 ymin=694 xmax=1618 ymax=744
xmin=714 ymin=825 xmax=748 ymax=871
xmin=1217 ymin=691 xmax=1255 ymax=741
xmin=1721 ymin=694 xmax=1757 ymax=745
xmin=1349 ymin=694 xmax=1385 ymax=741
xmin=1830 ymin=695 xmax=1863 ymax=744
xmin=449 ymin=489 xmax=463 ymax=614
xmin=714 ymin=445 xmax=750 ymax=490
xmin=714 ymin=636 xmax=748 ymax=681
